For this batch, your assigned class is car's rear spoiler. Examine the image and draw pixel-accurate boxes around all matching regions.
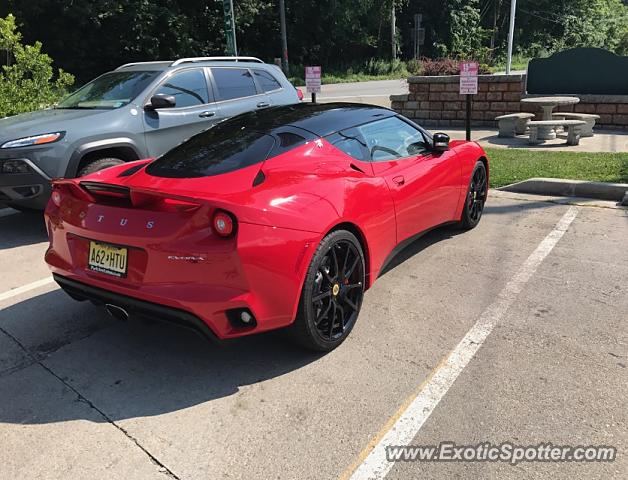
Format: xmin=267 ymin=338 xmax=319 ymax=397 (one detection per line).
xmin=52 ymin=178 xmax=205 ymax=211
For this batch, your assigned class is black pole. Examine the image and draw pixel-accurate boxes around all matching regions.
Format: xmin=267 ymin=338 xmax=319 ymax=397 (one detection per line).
xmin=312 ymin=92 xmax=317 ymax=104
xmin=279 ymin=0 xmax=289 ymax=74
xmin=466 ymin=94 xmax=472 ymax=141
xmin=223 ymin=0 xmax=238 ymax=55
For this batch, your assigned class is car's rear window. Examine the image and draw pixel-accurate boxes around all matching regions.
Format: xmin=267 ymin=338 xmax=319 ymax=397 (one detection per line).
xmin=145 ymin=124 xmax=276 ymax=178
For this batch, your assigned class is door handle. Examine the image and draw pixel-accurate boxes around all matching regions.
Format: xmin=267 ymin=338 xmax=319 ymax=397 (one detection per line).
xmin=392 ymin=175 xmax=405 ymax=186
xmin=257 ymin=102 xmax=270 ymax=108
xmin=198 ymin=111 xmax=215 ymax=118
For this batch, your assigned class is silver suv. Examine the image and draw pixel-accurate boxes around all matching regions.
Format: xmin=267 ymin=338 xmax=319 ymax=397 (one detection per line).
xmin=0 ymin=56 xmax=301 ymax=210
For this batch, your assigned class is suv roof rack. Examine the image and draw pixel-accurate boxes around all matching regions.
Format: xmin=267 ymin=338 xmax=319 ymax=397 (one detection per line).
xmin=116 ymin=61 xmax=172 ymax=70
xmin=170 ymin=56 xmax=264 ymax=66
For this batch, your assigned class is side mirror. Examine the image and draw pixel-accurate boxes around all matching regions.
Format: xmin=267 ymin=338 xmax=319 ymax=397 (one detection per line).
xmin=432 ymin=132 xmax=450 ymax=152
xmin=145 ymin=94 xmax=176 ymax=111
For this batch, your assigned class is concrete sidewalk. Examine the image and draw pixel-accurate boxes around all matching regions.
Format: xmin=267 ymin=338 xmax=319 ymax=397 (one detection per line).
xmin=440 ymin=128 xmax=628 ymax=153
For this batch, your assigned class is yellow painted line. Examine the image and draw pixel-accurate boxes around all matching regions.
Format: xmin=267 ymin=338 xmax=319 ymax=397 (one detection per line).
xmin=338 ymin=354 xmax=450 ymax=480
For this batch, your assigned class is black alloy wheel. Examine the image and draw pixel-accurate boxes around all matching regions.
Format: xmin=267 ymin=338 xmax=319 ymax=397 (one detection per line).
xmin=460 ymin=161 xmax=487 ymax=229
xmin=291 ymin=230 xmax=365 ymax=351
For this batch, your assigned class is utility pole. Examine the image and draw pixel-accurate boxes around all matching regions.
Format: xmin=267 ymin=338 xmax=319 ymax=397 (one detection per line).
xmin=506 ymin=0 xmax=516 ymax=74
xmin=391 ymin=1 xmax=396 ymax=59
xmin=490 ymin=0 xmax=500 ymax=52
xmin=223 ymin=0 xmax=238 ymax=56
xmin=279 ymin=0 xmax=289 ymax=74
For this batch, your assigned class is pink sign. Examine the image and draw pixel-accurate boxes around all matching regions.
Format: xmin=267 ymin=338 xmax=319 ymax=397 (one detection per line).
xmin=305 ymin=66 xmax=321 ymax=93
xmin=459 ymin=61 xmax=478 ymax=95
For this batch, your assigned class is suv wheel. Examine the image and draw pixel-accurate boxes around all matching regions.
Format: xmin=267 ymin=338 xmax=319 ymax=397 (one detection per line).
xmin=78 ymin=157 xmax=125 ymax=177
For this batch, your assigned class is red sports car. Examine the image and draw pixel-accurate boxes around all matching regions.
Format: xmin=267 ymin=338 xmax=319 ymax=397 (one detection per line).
xmin=45 ymin=103 xmax=488 ymax=351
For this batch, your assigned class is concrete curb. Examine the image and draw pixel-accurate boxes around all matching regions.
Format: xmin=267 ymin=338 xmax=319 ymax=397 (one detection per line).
xmin=499 ymin=177 xmax=628 ymax=203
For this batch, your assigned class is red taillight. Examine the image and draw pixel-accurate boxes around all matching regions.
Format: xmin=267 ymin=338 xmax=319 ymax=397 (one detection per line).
xmin=296 ymin=88 xmax=304 ymax=101
xmin=212 ymin=210 xmax=236 ymax=238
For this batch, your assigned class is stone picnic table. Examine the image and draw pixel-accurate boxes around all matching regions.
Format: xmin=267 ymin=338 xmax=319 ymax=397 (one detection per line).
xmin=520 ymin=96 xmax=580 ymax=121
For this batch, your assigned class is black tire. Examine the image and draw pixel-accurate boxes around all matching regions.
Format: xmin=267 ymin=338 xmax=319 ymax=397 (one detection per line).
xmin=78 ymin=157 xmax=125 ymax=177
xmin=458 ymin=160 xmax=488 ymax=230
xmin=289 ymin=230 xmax=365 ymax=351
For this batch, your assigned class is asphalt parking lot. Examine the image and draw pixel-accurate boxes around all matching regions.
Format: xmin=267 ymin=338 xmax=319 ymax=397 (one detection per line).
xmin=1 ymin=191 xmax=626 ymax=480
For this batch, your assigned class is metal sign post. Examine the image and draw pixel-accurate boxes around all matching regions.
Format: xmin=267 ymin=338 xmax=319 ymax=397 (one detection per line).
xmin=305 ymin=66 xmax=321 ymax=103
xmin=459 ymin=61 xmax=479 ymax=141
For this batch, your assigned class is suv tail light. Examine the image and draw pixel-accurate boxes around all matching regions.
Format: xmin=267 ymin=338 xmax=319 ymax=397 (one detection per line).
xmin=296 ymin=88 xmax=304 ymax=101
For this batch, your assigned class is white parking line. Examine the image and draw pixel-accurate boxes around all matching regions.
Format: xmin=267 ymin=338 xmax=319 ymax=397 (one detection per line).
xmin=0 ymin=277 xmax=55 ymax=303
xmin=0 ymin=208 xmax=19 ymax=219
xmin=345 ymin=206 xmax=580 ymax=480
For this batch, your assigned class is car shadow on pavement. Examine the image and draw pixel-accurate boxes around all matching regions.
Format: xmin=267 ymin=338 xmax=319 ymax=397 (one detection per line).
xmin=0 ymin=211 xmax=48 ymax=250
xmin=482 ymin=199 xmax=565 ymax=216
xmin=380 ymin=225 xmax=463 ymax=277
xmin=0 ymin=288 xmax=324 ymax=425
xmin=380 ymin=199 xmax=560 ymax=277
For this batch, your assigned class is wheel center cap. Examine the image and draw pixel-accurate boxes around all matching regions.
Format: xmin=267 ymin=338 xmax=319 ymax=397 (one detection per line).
xmin=332 ymin=284 xmax=340 ymax=296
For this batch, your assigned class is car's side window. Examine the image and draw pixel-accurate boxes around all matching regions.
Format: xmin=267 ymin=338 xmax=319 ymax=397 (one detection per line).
xmin=212 ymin=68 xmax=259 ymax=101
xmin=357 ymin=116 xmax=430 ymax=162
xmin=253 ymin=69 xmax=282 ymax=92
xmin=327 ymin=128 xmax=370 ymax=162
xmin=154 ymin=69 xmax=209 ymax=108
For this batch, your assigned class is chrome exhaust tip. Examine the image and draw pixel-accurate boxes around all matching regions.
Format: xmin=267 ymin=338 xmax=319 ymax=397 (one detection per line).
xmin=105 ymin=304 xmax=129 ymax=322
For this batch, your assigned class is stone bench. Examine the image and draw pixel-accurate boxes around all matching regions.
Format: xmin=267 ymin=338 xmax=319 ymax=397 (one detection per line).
xmin=551 ymin=112 xmax=600 ymax=137
xmin=495 ymin=113 xmax=535 ymax=137
xmin=528 ymin=120 xmax=586 ymax=145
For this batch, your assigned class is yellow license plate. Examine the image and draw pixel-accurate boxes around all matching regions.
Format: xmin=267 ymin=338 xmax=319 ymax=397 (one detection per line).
xmin=88 ymin=241 xmax=128 ymax=277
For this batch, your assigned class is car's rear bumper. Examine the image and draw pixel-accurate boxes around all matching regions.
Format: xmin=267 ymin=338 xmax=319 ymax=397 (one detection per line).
xmin=45 ymin=221 xmax=320 ymax=340
xmin=0 ymin=158 xmax=52 ymax=209
xmin=54 ymin=273 xmax=221 ymax=343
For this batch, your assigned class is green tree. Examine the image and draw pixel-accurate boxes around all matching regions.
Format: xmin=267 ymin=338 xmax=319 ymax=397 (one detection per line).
xmin=439 ymin=0 xmax=490 ymax=60
xmin=2 ymin=0 xmax=627 ymax=84
xmin=0 ymin=14 xmax=74 ymax=117
xmin=558 ymin=0 xmax=628 ymax=53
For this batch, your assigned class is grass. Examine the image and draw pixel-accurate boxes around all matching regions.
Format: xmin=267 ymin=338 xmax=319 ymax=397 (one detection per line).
xmin=485 ymin=148 xmax=628 ymax=188
xmin=487 ymin=52 xmax=537 ymax=73
xmin=488 ymin=60 xmax=530 ymax=73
